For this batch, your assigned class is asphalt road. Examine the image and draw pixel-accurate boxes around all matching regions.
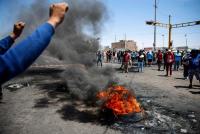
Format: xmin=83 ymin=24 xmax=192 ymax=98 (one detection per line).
xmin=0 ymin=63 xmax=199 ymax=134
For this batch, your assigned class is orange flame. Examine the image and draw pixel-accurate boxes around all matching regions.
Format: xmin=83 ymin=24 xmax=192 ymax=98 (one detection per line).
xmin=97 ymin=85 xmax=141 ymax=115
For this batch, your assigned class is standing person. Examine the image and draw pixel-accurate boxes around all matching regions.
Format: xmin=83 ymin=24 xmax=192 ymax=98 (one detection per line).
xmin=157 ymin=50 xmax=163 ymax=71
xmin=112 ymin=51 xmax=116 ymax=63
xmin=165 ymin=49 xmax=174 ymax=76
xmin=122 ymin=50 xmax=131 ymax=73
xmin=96 ymin=51 xmax=102 ymax=67
xmin=117 ymin=51 xmax=121 ymax=63
xmin=106 ymin=50 xmax=110 ymax=63
xmin=188 ymin=49 xmax=200 ymax=88
xmin=109 ymin=51 xmax=111 ymax=63
xmin=174 ymin=50 xmax=182 ymax=71
xmin=182 ymin=49 xmax=191 ymax=79
xmin=131 ymin=51 xmax=135 ymax=63
xmin=120 ymin=51 xmax=124 ymax=64
xmin=142 ymin=51 xmax=147 ymax=67
xmin=163 ymin=49 xmax=168 ymax=70
xmin=0 ymin=2 xmax=69 ymax=99
xmin=137 ymin=50 xmax=145 ymax=72
xmin=120 ymin=51 xmax=124 ymax=69
xmin=147 ymin=51 xmax=153 ymax=66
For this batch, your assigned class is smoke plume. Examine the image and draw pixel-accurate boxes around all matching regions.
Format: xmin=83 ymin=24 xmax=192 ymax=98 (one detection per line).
xmin=16 ymin=0 xmax=116 ymax=102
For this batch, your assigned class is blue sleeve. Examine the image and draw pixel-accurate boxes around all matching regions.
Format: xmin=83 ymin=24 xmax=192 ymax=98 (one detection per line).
xmin=0 ymin=23 xmax=54 ymax=84
xmin=0 ymin=36 xmax=14 ymax=54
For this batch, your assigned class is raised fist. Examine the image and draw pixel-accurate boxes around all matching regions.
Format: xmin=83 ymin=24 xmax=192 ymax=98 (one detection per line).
xmin=10 ymin=22 xmax=25 ymax=40
xmin=48 ymin=2 xmax=69 ymax=28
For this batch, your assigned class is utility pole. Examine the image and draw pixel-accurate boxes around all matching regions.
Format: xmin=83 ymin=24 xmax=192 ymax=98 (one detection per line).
xmin=153 ymin=0 xmax=157 ymax=51
xmin=124 ymin=33 xmax=126 ymax=50
xmin=162 ymin=34 xmax=164 ymax=48
xmin=168 ymin=15 xmax=172 ymax=49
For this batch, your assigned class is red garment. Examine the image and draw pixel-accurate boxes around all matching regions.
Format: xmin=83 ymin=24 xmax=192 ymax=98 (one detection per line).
xmin=123 ymin=53 xmax=130 ymax=62
xmin=165 ymin=52 xmax=174 ymax=63
xmin=157 ymin=52 xmax=163 ymax=61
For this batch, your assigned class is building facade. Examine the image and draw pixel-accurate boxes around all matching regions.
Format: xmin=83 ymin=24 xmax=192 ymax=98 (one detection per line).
xmin=111 ymin=40 xmax=137 ymax=51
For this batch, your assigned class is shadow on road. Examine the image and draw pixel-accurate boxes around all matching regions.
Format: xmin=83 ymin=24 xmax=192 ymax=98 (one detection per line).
xmin=174 ymin=85 xmax=200 ymax=89
xmin=189 ymin=91 xmax=200 ymax=94
xmin=157 ymin=74 xmax=166 ymax=77
xmin=175 ymin=77 xmax=186 ymax=80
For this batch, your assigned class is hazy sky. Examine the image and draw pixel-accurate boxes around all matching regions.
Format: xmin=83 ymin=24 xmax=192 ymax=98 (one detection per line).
xmin=0 ymin=0 xmax=199 ymax=49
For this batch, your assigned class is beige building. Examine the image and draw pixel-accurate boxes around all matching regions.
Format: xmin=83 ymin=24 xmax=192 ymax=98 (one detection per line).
xmin=111 ymin=40 xmax=137 ymax=51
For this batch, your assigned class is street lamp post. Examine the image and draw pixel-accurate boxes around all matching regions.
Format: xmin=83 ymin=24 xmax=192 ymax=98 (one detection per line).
xmin=185 ymin=34 xmax=188 ymax=48
xmin=153 ymin=0 xmax=157 ymax=51
xmin=162 ymin=34 xmax=164 ymax=48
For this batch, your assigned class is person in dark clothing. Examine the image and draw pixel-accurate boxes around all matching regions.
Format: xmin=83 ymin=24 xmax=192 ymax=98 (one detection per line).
xmin=0 ymin=2 xmax=69 ymax=99
xmin=182 ymin=49 xmax=191 ymax=79
xmin=120 ymin=51 xmax=125 ymax=69
xmin=157 ymin=50 xmax=163 ymax=71
xmin=96 ymin=51 xmax=103 ymax=67
xmin=188 ymin=49 xmax=200 ymax=88
xmin=143 ymin=51 xmax=147 ymax=67
xmin=117 ymin=51 xmax=121 ymax=63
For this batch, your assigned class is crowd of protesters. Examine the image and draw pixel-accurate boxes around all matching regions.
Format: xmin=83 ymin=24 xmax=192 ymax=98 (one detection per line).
xmin=97 ymin=48 xmax=200 ymax=88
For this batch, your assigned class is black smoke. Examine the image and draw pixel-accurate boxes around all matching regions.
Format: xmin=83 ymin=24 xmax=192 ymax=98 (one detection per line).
xmin=15 ymin=0 xmax=117 ymax=102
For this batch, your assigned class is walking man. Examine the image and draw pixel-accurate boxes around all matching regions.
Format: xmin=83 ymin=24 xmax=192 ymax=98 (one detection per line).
xmin=174 ymin=50 xmax=182 ymax=71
